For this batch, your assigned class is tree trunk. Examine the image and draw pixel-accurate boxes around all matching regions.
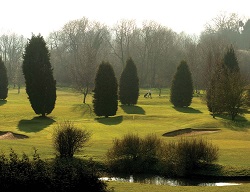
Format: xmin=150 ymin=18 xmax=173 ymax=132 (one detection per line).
xmin=83 ymin=94 xmax=87 ymax=104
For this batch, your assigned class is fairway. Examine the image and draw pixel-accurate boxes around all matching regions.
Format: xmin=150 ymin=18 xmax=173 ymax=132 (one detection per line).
xmin=1 ymin=87 xmax=250 ymax=191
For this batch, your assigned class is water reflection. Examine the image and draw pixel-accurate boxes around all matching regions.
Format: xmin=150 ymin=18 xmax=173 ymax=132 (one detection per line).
xmin=100 ymin=175 xmax=244 ymax=186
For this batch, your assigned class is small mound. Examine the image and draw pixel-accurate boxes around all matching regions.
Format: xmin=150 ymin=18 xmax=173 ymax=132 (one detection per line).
xmin=162 ymin=128 xmax=220 ymax=137
xmin=0 ymin=131 xmax=28 ymax=140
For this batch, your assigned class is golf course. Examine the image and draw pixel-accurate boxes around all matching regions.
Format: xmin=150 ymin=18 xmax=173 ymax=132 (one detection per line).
xmin=0 ymin=87 xmax=250 ymax=191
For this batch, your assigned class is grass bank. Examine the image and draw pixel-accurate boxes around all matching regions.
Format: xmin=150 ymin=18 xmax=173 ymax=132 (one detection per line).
xmin=0 ymin=87 xmax=250 ymax=191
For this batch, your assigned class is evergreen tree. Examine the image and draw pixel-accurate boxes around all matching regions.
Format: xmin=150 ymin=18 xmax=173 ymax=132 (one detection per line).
xmin=170 ymin=60 xmax=193 ymax=107
xmin=22 ymin=34 xmax=56 ymax=117
xmin=93 ymin=61 xmax=118 ymax=118
xmin=222 ymin=45 xmax=244 ymax=120
xmin=206 ymin=63 xmax=227 ymax=117
xmin=119 ymin=57 xmax=139 ymax=105
xmin=223 ymin=44 xmax=240 ymax=72
xmin=0 ymin=57 xmax=8 ymax=100
xmin=206 ymin=45 xmax=244 ymax=120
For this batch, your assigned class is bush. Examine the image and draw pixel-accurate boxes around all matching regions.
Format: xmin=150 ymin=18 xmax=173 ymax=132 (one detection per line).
xmin=159 ymin=137 xmax=219 ymax=176
xmin=0 ymin=148 xmax=51 ymax=191
xmin=106 ymin=133 xmax=162 ymax=174
xmin=52 ymin=120 xmax=91 ymax=158
xmin=50 ymin=158 xmax=108 ymax=192
xmin=0 ymin=148 xmax=110 ymax=192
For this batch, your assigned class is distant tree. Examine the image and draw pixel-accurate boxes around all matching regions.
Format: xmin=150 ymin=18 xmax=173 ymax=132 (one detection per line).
xmin=204 ymin=12 xmax=242 ymax=46
xmin=22 ymin=34 xmax=56 ymax=117
xmin=170 ymin=60 xmax=193 ymax=107
xmin=223 ymin=45 xmax=240 ymax=72
xmin=119 ymin=57 xmax=139 ymax=105
xmin=206 ymin=45 xmax=245 ymax=120
xmin=241 ymin=19 xmax=250 ymax=49
xmin=206 ymin=63 xmax=227 ymax=117
xmin=0 ymin=57 xmax=8 ymax=100
xmin=93 ymin=61 xmax=118 ymax=118
xmin=222 ymin=45 xmax=244 ymax=120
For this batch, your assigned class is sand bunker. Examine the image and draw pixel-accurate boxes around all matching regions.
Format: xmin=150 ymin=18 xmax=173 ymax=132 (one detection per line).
xmin=0 ymin=131 xmax=28 ymax=140
xmin=162 ymin=128 xmax=220 ymax=137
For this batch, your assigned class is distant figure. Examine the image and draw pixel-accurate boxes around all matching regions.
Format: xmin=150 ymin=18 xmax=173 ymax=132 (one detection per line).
xmin=148 ymin=90 xmax=152 ymax=98
xmin=144 ymin=90 xmax=152 ymax=98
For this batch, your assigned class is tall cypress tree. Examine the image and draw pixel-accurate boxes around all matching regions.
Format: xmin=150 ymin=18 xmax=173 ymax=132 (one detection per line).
xmin=0 ymin=57 xmax=8 ymax=100
xmin=93 ymin=61 xmax=118 ymax=118
xmin=170 ymin=60 xmax=193 ymax=107
xmin=119 ymin=57 xmax=139 ymax=105
xmin=222 ymin=45 xmax=243 ymax=120
xmin=206 ymin=45 xmax=244 ymax=120
xmin=22 ymin=34 xmax=56 ymax=117
xmin=206 ymin=63 xmax=227 ymax=117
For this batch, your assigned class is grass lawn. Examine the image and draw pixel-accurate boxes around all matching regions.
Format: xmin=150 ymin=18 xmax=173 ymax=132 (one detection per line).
xmin=0 ymin=87 xmax=250 ymax=191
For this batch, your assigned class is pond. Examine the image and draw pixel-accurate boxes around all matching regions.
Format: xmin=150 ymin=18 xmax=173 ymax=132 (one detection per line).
xmin=100 ymin=175 xmax=250 ymax=186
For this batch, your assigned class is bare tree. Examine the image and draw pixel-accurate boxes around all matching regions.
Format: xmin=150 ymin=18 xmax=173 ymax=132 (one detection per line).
xmin=0 ymin=33 xmax=26 ymax=90
xmin=109 ymin=19 xmax=137 ymax=74
xmin=49 ymin=17 xmax=108 ymax=103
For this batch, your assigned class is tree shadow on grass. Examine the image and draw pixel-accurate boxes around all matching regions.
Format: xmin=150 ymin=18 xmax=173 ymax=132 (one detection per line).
xmin=0 ymin=100 xmax=7 ymax=106
xmin=71 ymin=103 xmax=94 ymax=117
xmin=120 ymin=105 xmax=145 ymax=115
xmin=18 ymin=116 xmax=56 ymax=133
xmin=214 ymin=114 xmax=250 ymax=131
xmin=173 ymin=106 xmax=202 ymax=113
xmin=95 ymin=115 xmax=123 ymax=125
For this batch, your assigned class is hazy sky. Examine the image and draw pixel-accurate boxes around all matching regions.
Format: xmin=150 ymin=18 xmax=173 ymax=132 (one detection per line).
xmin=0 ymin=0 xmax=249 ymax=38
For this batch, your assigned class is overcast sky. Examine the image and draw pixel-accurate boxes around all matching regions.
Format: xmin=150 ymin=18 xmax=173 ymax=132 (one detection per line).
xmin=0 ymin=0 xmax=249 ymax=38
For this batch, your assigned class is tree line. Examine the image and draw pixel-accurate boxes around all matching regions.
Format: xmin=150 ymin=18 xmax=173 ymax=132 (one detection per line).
xmin=1 ymin=13 xmax=250 ymax=94
xmin=0 ymin=12 xmax=250 ymax=120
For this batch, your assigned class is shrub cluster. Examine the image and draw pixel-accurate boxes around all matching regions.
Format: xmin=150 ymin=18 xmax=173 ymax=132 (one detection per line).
xmin=106 ymin=133 xmax=162 ymax=174
xmin=159 ymin=137 xmax=219 ymax=176
xmin=106 ymin=134 xmax=219 ymax=177
xmin=0 ymin=148 xmax=109 ymax=192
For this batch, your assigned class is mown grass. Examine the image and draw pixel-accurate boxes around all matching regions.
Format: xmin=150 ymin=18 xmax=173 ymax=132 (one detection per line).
xmin=1 ymin=87 xmax=250 ymax=191
xmin=108 ymin=182 xmax=250 ymax=192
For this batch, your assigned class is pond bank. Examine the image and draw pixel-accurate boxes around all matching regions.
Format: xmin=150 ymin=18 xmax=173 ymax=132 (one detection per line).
xmin=100 ymin=174 xmax=250 ymax=186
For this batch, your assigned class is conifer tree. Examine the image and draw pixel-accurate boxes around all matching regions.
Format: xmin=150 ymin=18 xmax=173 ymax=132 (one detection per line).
xmin=206 ymin=63 xmax=227 ymax=117
xmin=22 ymin=34 xmax=56 ymax=117
xmin=170 ymin=60 xmax=193 ymax=107
xmin=222 ymin=45 xmax=244 ymax=120
xmin=206 ymin=45 xmax=244 ymax=120
xmin=0 ymin=57 xmax=8 ymax=100
xmin=119 ymin=57 xmax=139 ymax=105
xmin=93 ymin=61 xmax=118 ymax=118
xmin=223 ymin=44 xmax=240 ymax=72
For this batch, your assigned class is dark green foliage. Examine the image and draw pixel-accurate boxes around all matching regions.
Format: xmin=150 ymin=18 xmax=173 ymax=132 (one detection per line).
xmin=0 ymin=149 xmax=109 ymax=192
xmin=106 ymin=133 xmax=162 ymax=174
xmin=206 ymin=63 xmax=227 ymax=117
xmin=206 ymin=45 xmax=244 ymax=120
xmin=170 ymin=60 xmax=193 ymax=107
xmin=52 ymin=120 xmax=91 ymax=158
xmin=106 ymin=133 xmax=218 ymax=177
xmin=119 ymin=57 xmax=139 ymax=105
xmin=93 ymin=61 xmax=118 ymax=118
xmin=22 ymin=34 xmax=56 ymax=117
xmin=159 ymin=138 xmax=219 ymax=177
xmin=223 ymin=45 xmax=240 ymax=72
xmin=50 ymin=158 xmax=109 ymax=192
xmin=223 ymin=46 xmax=244 ymax=120
xmin=0 ymin=57 xmax=8 ymax=100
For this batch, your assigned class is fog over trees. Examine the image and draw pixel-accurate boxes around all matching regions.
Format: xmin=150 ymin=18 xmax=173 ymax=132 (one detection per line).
xmin=1 ymin=12 xmax=250 ymax=95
